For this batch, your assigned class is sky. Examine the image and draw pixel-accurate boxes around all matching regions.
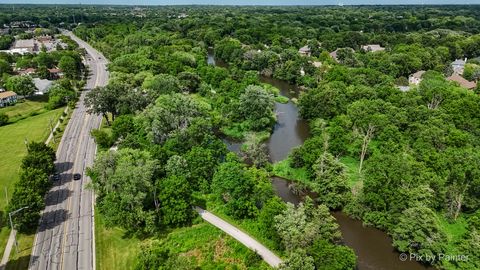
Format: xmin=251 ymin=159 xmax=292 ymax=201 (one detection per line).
xmin=1 ymin=0 xmax=480 ymax=5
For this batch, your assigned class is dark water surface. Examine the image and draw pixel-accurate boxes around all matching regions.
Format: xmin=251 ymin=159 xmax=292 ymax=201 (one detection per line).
xmin=259 ymin=76 xmax=310 ymax=162
xmin=208 ymin=51 xmax=434 ymax=270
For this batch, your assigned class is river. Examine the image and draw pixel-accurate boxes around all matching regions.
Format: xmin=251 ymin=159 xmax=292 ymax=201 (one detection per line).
xmin=208 ymin=51 xmax=433 ymax=270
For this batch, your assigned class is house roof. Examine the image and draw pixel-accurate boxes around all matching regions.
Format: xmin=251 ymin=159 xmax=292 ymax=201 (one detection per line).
xmin=362 ymin=44 xmax=385 ymax=52
xmin=14 ymin=39 xmax=35 ymax=48
xmin=410 ymin=70 xmax=426 ymax=79
xmin=329 ymin=49 xmax=338 ymax=59
xmin=447 ymin=74 xmax=476 ymax=89
xmin=299 ymin=45 xmax=310 ymax=53
xmin=48 ymin=68 xmax=62 ymax=73
xmin=0 ymin=91 xmax=17 ymax=99
xmin=451 ymin=59 xmax=466 ymax=66
xmin=312 ymin=61 xmax=322 ymax=68
xmin=18 ymin=67 xmax=36 ymax=75
xmin=33 ymin=78 xmax=53 ymax=94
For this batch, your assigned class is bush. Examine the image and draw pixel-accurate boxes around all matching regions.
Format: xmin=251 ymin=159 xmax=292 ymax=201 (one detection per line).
xmin=0 ymin=113 xmax=8 ymax=126
xmin=90 ymin=129 xmax=114 ymax=149
xmin=275 ymin=95 xmax=289 ymax=104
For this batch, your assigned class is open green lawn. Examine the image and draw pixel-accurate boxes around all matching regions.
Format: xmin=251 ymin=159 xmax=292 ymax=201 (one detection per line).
xmin=0 ymin=96 xmax=49 ymax=123
xmin=6 ymin=233 xmax=35 ymax=270
xmin=95 ymin=211 xmax=271 ymax=270
xmin=0 ymin=108 xmax=63 ymax=258
xmin=339 ymin=156 xmax=363 ymax=188
xmin=95 ymin=210 xmax=142 ymax=270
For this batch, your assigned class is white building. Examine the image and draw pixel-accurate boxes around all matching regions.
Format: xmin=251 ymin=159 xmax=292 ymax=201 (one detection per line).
xmin=451 ymin=58 xmax=467 ymax=75
xmin=361 ymin=44 xmax=385 ymax=52
xmin=409 ymin=70 xmax=426 ymax=85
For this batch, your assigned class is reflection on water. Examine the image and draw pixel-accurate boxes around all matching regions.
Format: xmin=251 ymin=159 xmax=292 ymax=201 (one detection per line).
xmin=260 ymin=76 xmax=309 ymax=162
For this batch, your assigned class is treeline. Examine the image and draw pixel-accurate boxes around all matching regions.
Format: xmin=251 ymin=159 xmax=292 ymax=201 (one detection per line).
xmin=6 ymin=142 xmax=55 ymax=233
xmin=294 ymin=71 xmax=480 ymax=269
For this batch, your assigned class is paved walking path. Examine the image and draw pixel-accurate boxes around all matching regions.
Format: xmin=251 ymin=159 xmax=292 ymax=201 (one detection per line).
xmin=0 ymin=230 xmax=16 ymax=270
xmin=195 ymin=207 xmax=283 ymax=268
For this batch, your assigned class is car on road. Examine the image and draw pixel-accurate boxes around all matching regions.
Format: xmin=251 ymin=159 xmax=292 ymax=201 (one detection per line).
xmin=52 ymin=173 xmax=60 ymax=181
xmin=73 ymin=173 xmax=82 ymax=180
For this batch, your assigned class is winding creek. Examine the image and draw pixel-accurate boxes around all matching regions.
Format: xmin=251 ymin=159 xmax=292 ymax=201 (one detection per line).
xmin=208 ymin=51 xmax=433 ymax=270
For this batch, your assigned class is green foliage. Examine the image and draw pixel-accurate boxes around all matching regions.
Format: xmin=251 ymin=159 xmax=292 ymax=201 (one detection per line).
xmin=143 ymin=93 xmax=204 ymax=144
xmin=0 ymin=112 xmax=8 ymax=126
xmin=312 ymin=152 xmax=351 ymax=209
xmin=392 ymin=205 xmax=447 ymax=263
xmin=274 ymin=199 xmax=341 ymax=251
xmin=90 ymin=129 xmax=114 ymax=150
xmin=236 ymin=84 xmax=275 ymax=131
xmin=5 ymin=76 xmax=36 ymax=97
xmin=7 ymin=142 xmax=55 ymax=233
xmin=59 ymin=55 xmax=81 ymax=79
xmin=47 ymin=83 xmax=76 ymax=109
xmin=142 ymin=74 xmax=182 ymax=99
xmin=279 ymin=249 xmax=315 ymax=270
xmin=211 ymin=153 xmax=274 ymax=219
xmin=89 ymin=149 xmax=159 ymax=234
xmin=241 ymin=132 xmax=269 ymax=168
xmin=211 ymin=153 xmax=258 ymax=219
xmin=158 ymin=175 xmax=194 ymax=227
xmin=308 ymin=239 xmax=356 ymax=270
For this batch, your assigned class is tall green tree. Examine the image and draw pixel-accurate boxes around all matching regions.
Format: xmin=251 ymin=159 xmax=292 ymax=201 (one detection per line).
xmin=274 ymin=199 xmax=341 ymax=251
xmin=312 ymin=152 xmax=351 ymax=209
xmin=5 ymin=75 xmax=36 ymax=97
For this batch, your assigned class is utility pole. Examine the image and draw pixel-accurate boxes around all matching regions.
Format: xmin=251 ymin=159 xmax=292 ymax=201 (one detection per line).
xmin=8 ymin=206 xmax=29 ymax=254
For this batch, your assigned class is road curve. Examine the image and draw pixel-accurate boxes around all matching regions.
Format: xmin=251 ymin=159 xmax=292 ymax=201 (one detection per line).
xmin=29 ymin=31 xmax=108 ymax=270
xmin=195 ymin=207 xmax=283 ymax=268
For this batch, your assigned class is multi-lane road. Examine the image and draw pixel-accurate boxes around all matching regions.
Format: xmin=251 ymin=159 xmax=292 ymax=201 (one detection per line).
xmin=29 ymin=32 xmax=108 ymax=270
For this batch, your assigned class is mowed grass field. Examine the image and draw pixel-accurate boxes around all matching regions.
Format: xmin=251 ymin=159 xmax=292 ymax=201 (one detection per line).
xmin=0 ymin=108 xmax=63 ymax=257
xmin=0 ymin=96 xmax=49 ymax=123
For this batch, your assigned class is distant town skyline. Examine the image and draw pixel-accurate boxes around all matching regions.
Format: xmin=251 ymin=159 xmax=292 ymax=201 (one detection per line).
xmin=1 ymin=0 xmax=480 ymax=5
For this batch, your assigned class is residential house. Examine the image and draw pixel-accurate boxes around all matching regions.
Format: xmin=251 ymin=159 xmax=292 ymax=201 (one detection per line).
xmin=0 ymin=91 xmax=18 ymax=107
xmin=447 ymin=74 xmax=476 ymax=90
xmin=48 ymin=68 xmax=63 ymax=79
xmin=361 ymin=44 xmax=385 ymax=52
xmin=33 ymin=78 xmax=53 ymax=95
xmin=17 ymin=67 xmax=36 ymax=76
xmin=329 ymin=48 xmax=355 ymax=62
xmin=397 ymin=86 xmax=411 ymax=92
xmin=451 ymin=58 xmax=467 ymax=75
xmin=312 ymin=61 xmax=322 ymax=68
xmin=13 ymin=39 xmax=37 ymax=53
xmin=298 ymin=45 xmax=311 ymax=57
xmin=329 ymin=49 xmax=339 ymax=61
xmin=408 ymin=70 xmax=426 ymax=85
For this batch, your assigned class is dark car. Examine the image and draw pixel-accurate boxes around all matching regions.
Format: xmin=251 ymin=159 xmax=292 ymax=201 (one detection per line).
xmin=52 ymin=173 xmax=60 ymax=181
xmin=73 ymin=173 xmax=82 ymax=180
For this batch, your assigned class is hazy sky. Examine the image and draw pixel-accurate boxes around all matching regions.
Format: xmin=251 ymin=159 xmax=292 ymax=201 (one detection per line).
xmin=1 ymin=0 xmax=480 ymax=5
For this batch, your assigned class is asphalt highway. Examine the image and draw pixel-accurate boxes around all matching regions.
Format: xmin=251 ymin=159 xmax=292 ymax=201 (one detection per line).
xmin=29 ymin=31 xmax=108 ymax=270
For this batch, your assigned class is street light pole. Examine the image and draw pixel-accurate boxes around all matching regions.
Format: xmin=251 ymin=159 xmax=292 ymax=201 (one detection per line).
xmin=8 ymin=206 xmax=29 ymax=254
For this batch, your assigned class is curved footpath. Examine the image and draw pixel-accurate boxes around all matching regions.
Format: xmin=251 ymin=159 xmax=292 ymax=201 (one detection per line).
xmin=195 ymin=207 xmax=283 ymax=268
